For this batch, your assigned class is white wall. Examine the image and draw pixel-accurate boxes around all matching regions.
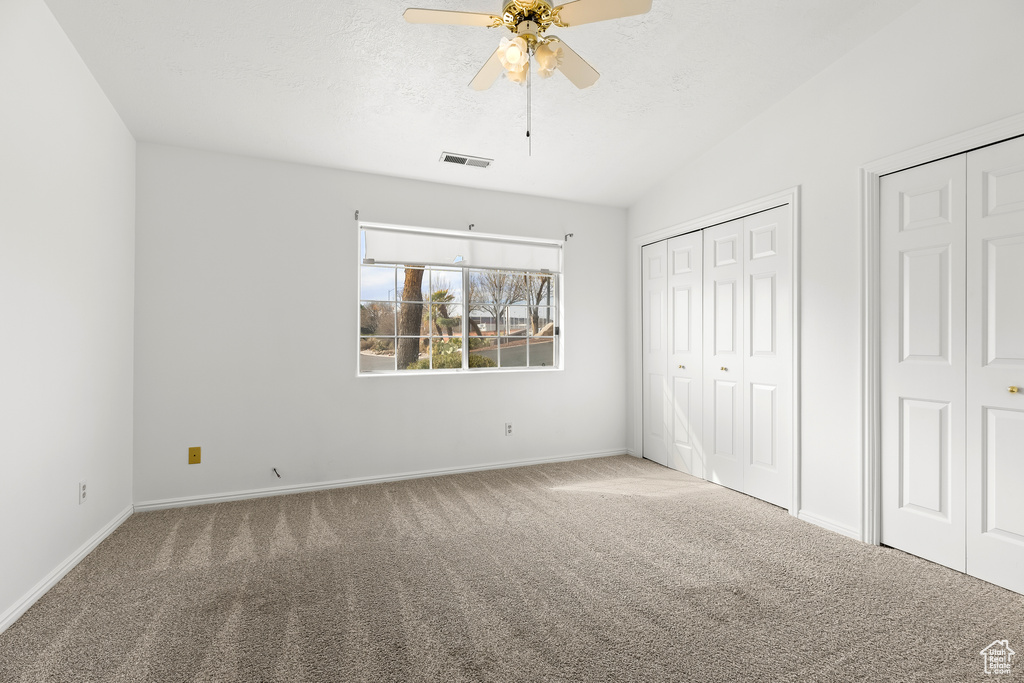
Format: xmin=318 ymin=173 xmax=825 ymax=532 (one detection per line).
xmin=133 ymin=143 xmax=626 ymax=505
xmin=0 ymin=0 xmax=136 ymax=626
xmin=626 ymin=0 xmax=1024 ymax=538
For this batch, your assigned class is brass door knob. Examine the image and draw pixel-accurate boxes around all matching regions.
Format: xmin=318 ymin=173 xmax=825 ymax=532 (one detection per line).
xmin=721 ymin=367 xmax=728 ymax=371
xmin=678 ymin=365 xmax=685 ymax=369
xmin=1011 ymin=386 xmax=1020 ymax=394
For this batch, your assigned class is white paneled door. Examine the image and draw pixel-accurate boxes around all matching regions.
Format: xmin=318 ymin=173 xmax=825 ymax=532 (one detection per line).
xmin=742 ymin=206 xmax=793 ymax=509
xmin=966 ymin=136 xmax=1024 ymax=594
xmin=642 ymin=240 xmax=669 ymax=467
xmin=880 ymin=154 xmax=968 ymax=571
xmin=667 ymin=232 xmax=705 ymax=476
xmin=703 ymin=218 xmax=745 ymax=491
xmin=642 ymin=204 xmax=794 ymax=511
xmin=881 ymin=135 xmax=1024 ymax=594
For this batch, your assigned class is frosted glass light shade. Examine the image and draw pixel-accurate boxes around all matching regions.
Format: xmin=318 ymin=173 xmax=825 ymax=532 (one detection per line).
xmin=498 ymin=36 xmax=530 ymax=71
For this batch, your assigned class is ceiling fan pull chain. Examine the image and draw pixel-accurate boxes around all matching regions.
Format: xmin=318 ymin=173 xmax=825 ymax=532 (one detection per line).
xmin=527 ymin=55 xmax=532 ymax=156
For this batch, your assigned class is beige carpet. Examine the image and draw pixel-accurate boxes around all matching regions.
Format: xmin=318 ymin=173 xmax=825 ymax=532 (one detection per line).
xmin=2 ymin=455 xmax=1022 ymax=682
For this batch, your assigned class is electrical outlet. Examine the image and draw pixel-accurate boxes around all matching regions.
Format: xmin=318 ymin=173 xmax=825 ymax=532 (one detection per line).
xmin=79 ymin=481 xmax=87 ymax=505
xmin=505 ymin=422 xmax=513 ymax=436
xmin=188 ymin=446 xmax=201 ymax=464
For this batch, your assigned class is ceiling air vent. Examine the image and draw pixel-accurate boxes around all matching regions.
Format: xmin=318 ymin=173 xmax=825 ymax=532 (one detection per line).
xmin=440 ymin=152 xmax=493 ymax=169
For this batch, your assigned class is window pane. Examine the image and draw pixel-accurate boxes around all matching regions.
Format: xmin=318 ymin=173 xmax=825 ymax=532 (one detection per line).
xmin=508 ymin=272 xmax=528 ymax=306
xmin=468 ymin=308 xmax=495 ymax=336
xmin=499 ymin=338 xmax=528 ymax=367
xmin=497 ymin=305 xmax=529 ymax=337
xmin=396 ymin=300 xmax=427 ymax=337
xmin=360 ymin=302 xmax=396 ymax=336
xmin=431 ymin=337 xmax=463 ymax=369
xmin=529 ymin=338 xmax=555 ymax=367
xmin=396 ymin=337 xmax=430 ymax=371
xmin=360 ymin=337 xmax=395 ymax=373
xmin=528 ymin=306 xmax=556 ymax=336
xmin=428 ymin=302 xmax=461 ymax=337
xmin=396 ymin=266 xmax=427 ymax=302
xmin=431 ymin=269 xmax=463 ymax=303
xmin=468 ymin=336 xmax=498 ymax=369
xmin=467 ymin=269 xmax=491 ymax=305
xmin=527 ymin=273 xmax=555 ymax=308
xmin=467 ymin=269 xmax=526 ymax=305
xmin=360 ymin=266 xmax=396 ymax=301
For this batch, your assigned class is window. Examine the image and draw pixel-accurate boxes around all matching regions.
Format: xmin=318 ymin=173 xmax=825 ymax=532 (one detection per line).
xmin=358 ymin=223 xmax=562 ymax=374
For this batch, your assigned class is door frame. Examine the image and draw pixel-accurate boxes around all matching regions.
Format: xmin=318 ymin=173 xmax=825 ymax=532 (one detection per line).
xmin=630 ymin=186 xmax=802 ymax=516
xmin=860 ymin=112 xmax=1024 ymax=545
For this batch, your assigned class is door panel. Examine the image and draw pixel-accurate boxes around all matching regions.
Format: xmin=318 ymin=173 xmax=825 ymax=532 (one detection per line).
xmin=967 ymin=136 xmax=1024 ymax=594
xmin=713 ymin=380 xmax=737 ymax=456
xmin=749 ymin=384 xmax=776 ymax=469
xmin=667 ymin=232 xmax=704 ymax=475
xmin=642 ymin=242 xmax=669 ymax=466
xmin=881 ymin=154 xmax=967 ymax=571
xmin=901 ymin=246 xmax=950 ymax=362
xmin=750 ymin=274 xmax=776 ymax=357
xmin=704 ymin=219 xmax=744 ymax=491
xmin=984 ymin=236 xmax=1024 ymax=364
xmin=714 ymin=281 xmax=737 ymax=354
xmin=672 ymin=286 xmax=691 ymax=354
xmin=899 ymin=398 xmax=950 ymax=519
xmin=741 ymin=206 xmax=792 ymax=508
xmin=981 ymin=408 xmax=1024 ymax=541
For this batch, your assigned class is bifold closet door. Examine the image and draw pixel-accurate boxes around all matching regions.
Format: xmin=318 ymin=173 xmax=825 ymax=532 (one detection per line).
xmin=966 ymin=136 xmax=1024 ymax=594
xmin=881 ymin=137 xmax=1024 ymax=593
xmin=703 ymin=218 xmax=745 ymax=491
xmin=643 ymin=207 xmax=792 ymax=508
xmin=642 ymin=240 xmax=670 ymax=466
xmin=741 ymin=206 xmax=793 ymax=509
xmin=642 ymin=232 xmax=705 ymax=475
xmin=880 ymin=154 xmax=968 ymax=571
xmin=702 ymin=208 xmax=793 ymax=507
xmin=666 ymin=231 xmax=704 ymax=476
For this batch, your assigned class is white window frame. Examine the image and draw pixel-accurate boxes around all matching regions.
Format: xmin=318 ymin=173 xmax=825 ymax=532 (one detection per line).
xmin=356 ymin=222 xmax=564 ymax=377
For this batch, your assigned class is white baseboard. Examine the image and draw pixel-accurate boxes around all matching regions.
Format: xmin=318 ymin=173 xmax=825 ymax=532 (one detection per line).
xmin=797 ymin=510 xmax=862 ymax=542
xmin=0 ymin=504 xmax=133 ymax=635
xmin=135 ymin=450 xmax=626 ymax=512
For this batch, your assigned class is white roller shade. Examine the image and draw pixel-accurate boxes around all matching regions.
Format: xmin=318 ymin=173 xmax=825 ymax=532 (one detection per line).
xmin=362 ymin=223 xmax=562 ymax=273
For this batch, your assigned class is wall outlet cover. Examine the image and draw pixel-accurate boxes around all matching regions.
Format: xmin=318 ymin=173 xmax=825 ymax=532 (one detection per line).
xmin=188 ymin=446 xmax=201 ymax=464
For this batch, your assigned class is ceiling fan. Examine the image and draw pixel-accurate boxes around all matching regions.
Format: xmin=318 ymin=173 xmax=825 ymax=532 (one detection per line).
xmin=404 ymin=0 xmax=653 ymax=90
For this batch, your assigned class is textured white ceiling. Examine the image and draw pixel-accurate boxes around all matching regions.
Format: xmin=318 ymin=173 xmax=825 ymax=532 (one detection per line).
xmin=44 ymin=0 xmax=919 ymax=207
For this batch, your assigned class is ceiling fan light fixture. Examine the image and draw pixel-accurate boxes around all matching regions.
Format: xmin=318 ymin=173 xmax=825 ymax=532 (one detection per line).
xmin=505 ymin=63 xmax=529 ymax=84
xmin=498 ymin=36 xmax=530 ymax=71
xmin=534 ymin=40 xmax=562 ymax=78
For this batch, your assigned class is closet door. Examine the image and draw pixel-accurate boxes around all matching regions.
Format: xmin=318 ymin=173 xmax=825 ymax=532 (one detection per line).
xmin=666 ymin=232 xmax=704 ymax=476
xmin=642 ymin=241 xmax=670 ymax=466
xmin=742 ymin=206 xmax=793 ymax=509
xmin=966 ymin=136 xmax=1024 ymax=594
xmin=703 ymin=218 xmax=745 ymax=491
xmin=880 ymin=155 xmax=967 ymax=571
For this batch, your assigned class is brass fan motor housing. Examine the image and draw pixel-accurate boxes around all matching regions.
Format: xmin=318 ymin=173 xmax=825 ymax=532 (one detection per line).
xmin=499 ymin=0 xmax=565 ymax=34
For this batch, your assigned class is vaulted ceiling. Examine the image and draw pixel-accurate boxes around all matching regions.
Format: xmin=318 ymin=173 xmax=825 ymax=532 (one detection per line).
xmin=45 ymin=0 xmax=919 ymax=207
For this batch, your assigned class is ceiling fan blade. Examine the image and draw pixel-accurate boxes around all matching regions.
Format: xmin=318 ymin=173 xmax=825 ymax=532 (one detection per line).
xmin=469 ymin=47 xmax=505 ymax=91
xmin=547 ymin=37 xmax=599 ymax=89
xmin=403 ymin=8 xmax=501 ymax=27
xmin=554 ymin=0 xmax=652 ymax=27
